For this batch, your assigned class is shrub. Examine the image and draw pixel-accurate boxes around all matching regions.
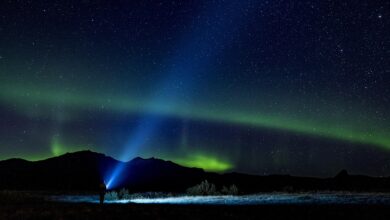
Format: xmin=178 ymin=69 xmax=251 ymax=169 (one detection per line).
xmin=118 ymin=188 xmax=130 ymax=200
xmin=105 ymin=191 xmax=118 ymax=201
xmin=129 ymin=192 xmax=173 ymax=199
xmin=0 ymin=191 xmax=44 ymax=203
xmin=221 ymin=184 xmax=238 ymax=195
xmin=105 ymin=190 xmax=173 ymax=201
xmin=186 ymin=180 xmax=218 ymax=195
xmin=228 ymin=184 xmax=238 ymax=195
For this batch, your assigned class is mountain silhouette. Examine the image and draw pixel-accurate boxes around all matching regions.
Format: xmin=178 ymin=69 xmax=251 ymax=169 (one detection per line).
xmin=1 ymin=150 xmax=389 ymax=192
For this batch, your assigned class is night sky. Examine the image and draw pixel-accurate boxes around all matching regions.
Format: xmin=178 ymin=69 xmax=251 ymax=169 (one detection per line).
xmin=0 ymin=0 xmax=389 ymax=177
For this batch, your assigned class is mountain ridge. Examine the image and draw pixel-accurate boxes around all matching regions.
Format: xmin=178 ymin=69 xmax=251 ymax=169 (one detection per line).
xmin=1 ymin=150 xmax=389 ymax=193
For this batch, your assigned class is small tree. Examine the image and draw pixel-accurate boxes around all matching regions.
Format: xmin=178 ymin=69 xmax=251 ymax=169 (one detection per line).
xmin=221 ymin=186 xmax=229 ymax=195
xmin=221 ymin=184 xmax=239 ymax=195
xmin=228 ymin=184 xmax=238 ymax=195
xmin=105 ymin=191 xmax=118 ymax=201
xmin=118 ymin=188 xmax=130 ymax=200
xmin=187 ymin=180 xmax=218 ymax=195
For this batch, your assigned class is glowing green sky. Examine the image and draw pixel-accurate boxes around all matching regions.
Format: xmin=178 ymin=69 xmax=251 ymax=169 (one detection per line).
xmin=1 ymin=83 xmax=389 ymax=151
xmin=170 ymin=154 xmax=233 ymax=172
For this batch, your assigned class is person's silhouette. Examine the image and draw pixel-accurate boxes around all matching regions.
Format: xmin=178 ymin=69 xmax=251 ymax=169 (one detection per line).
xmin=99 ymin=181 xmax=107 ymax=204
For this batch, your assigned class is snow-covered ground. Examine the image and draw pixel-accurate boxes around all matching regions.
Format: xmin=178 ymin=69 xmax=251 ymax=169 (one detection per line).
xmin=52 ymin=193 xmax=390 ymax=205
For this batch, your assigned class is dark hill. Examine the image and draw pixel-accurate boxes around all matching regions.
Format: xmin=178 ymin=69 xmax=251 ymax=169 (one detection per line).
xmin=1 ymin=150 xmax=389 ymax=193
xmin=0 ymin=150 xmax=116 ymax=190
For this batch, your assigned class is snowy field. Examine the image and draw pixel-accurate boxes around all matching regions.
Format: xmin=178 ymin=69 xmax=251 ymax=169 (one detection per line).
xmin=52 ymin=193 xmax=390 ymax=205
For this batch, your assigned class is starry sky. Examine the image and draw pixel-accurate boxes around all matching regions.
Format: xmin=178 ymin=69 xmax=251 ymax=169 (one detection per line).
xmin=0 ymin=0 xmax=389 ymax=177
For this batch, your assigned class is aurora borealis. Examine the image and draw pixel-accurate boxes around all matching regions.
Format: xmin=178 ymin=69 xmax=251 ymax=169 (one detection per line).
xmin=0 ymin=0 xmax=389 ymax=177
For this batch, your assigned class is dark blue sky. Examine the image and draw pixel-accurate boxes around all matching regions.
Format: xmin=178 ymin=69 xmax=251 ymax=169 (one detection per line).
xmin=0 ymin=0 xmax=389 ymax=177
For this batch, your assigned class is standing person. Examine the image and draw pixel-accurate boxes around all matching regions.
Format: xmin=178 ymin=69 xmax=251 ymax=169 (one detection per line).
xmin=99 ymin=181 xmax=107 ymax=204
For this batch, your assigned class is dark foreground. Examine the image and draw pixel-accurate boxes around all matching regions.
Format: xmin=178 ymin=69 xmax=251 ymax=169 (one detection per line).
xmin=1 ymin=192 xmax=390 ymax=220
xmin=2 ymin=202 xmax=390 ymax=220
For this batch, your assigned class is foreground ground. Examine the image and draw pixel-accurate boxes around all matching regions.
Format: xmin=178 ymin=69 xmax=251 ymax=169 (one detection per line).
xmin=1 ymin=192 xmax=390 ymax=220
xmin=2 ymin=202 xmax=390 ymax=220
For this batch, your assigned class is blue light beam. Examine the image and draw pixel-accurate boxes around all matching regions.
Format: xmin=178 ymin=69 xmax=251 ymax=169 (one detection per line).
xmin=105 ymin=0 xmax=258 ymax=189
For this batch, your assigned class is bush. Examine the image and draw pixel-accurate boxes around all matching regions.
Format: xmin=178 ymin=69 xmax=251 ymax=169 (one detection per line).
xmin=186 ymin=180 xmax=218 ymax=195
xmin=129 ymin=192 xmax=173 ymax=199
xmin=0 ymin=191 xmax=44 ymax=203
xmin=118 ymin=188 xmax=130 ymax=200
xmin=105 ymin=190 xmax=174 ymax=201
xmin=105 ymin=191 xmax=118 ymax=201
xmin=221 ymin=184 xmax=238 ymax=195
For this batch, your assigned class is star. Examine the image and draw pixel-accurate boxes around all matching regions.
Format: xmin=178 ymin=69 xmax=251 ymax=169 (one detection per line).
xmin=0 ymin=0 xmax=389 ymax=178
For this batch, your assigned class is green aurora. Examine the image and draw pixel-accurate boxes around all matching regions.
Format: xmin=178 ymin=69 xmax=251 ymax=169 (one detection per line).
xmin=1 ymin=83 xmax=389 ymax=151
xmin=170 ymin=154 xmax=233 ymax=172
